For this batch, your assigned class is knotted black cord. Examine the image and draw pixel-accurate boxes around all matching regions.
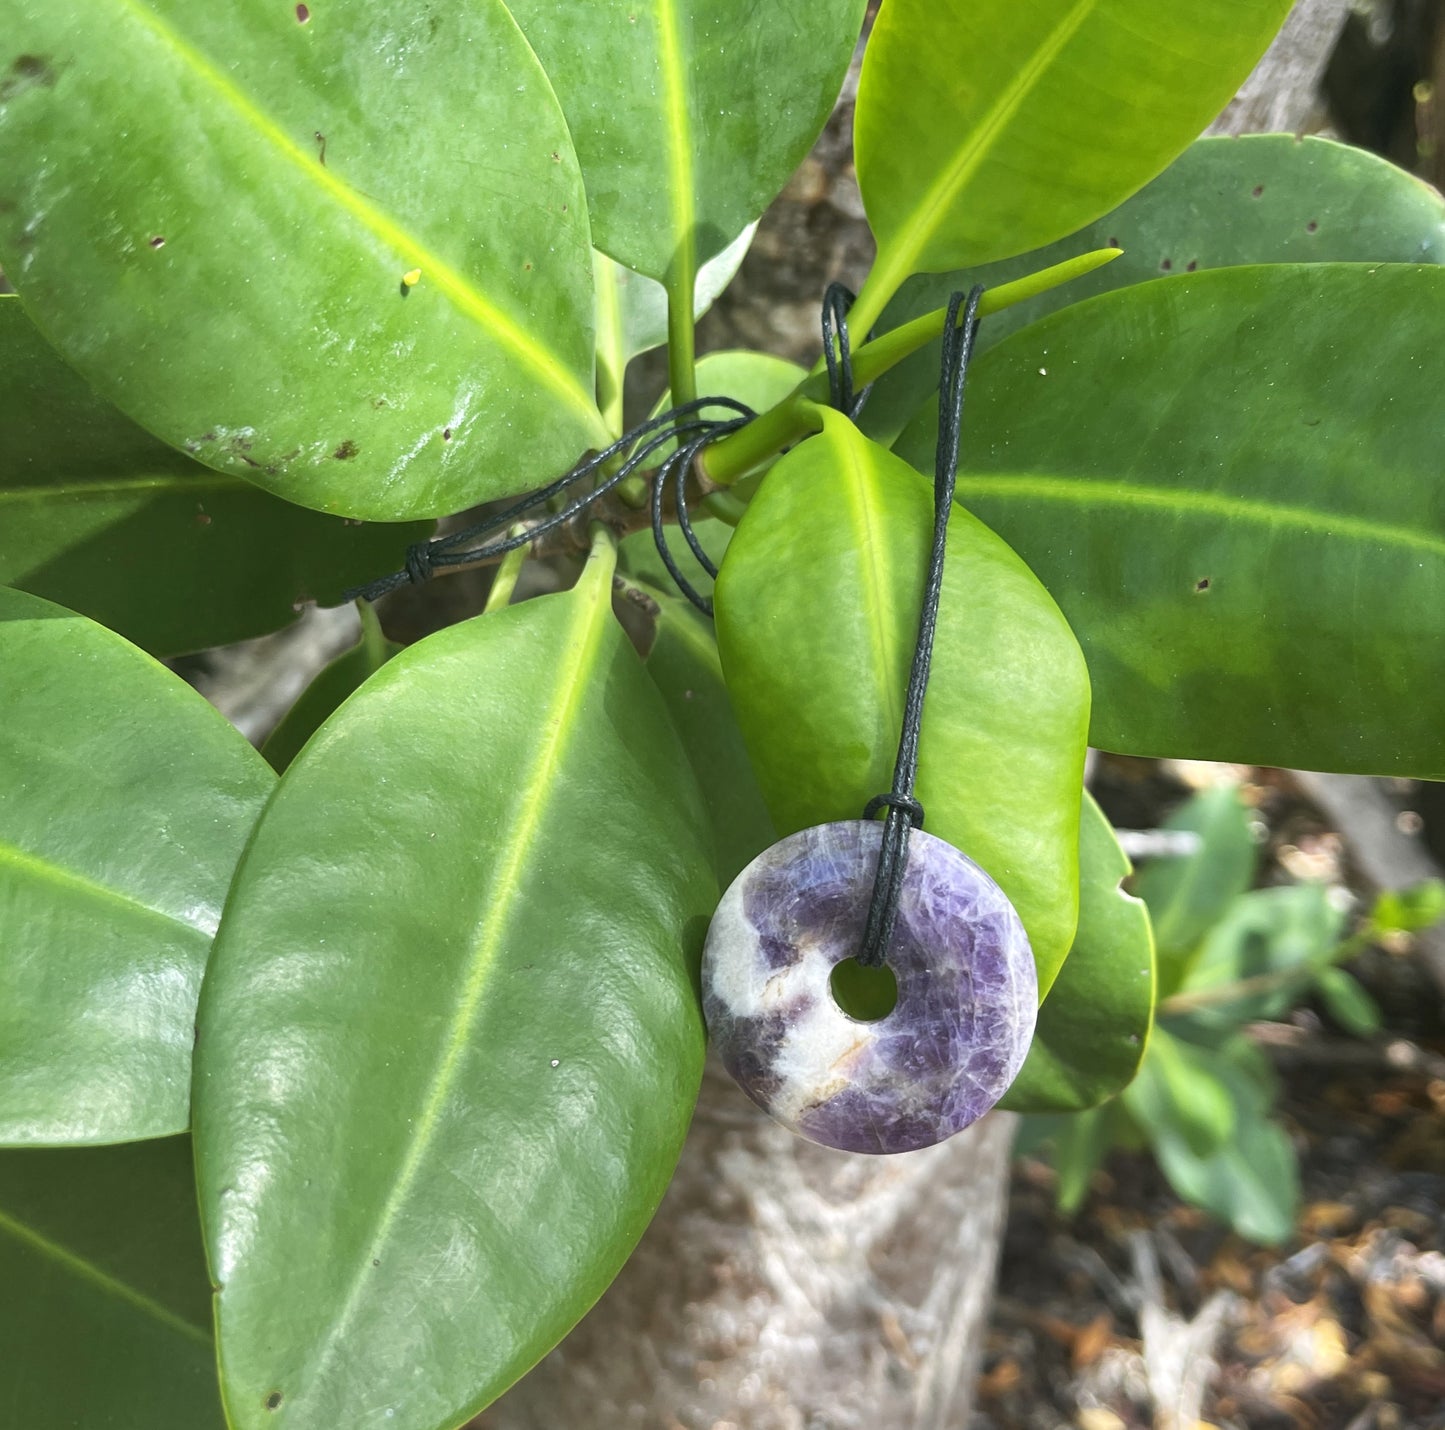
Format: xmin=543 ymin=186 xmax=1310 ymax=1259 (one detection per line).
xmin=343 ymin=396 xmax=754 ymax=605
xmin=821 ymin=281 xmax=875 ymax=421
xmin=856 ymin=284 xmax=986 ymax=970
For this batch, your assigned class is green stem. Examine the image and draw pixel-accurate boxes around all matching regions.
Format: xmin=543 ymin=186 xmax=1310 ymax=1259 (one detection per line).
xmin=701 ymin=246 xmax=1122 ymax=485
xmin=484 ymin=533 xmax=529 ymax=614
xmin=665 ymin=255 xmax=697 ymax=410
xmin=1159 ymin=931 xmax=1372 ymax=1017
xmin=356 ymin=599 xmax=389 ymax=674
xmin=846 ymin=238 xmax=922 ymax=342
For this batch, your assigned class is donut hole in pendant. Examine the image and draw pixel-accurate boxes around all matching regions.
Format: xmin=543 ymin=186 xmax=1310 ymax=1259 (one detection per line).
xmin=828 ymin=956 xmax=898 ymax=1022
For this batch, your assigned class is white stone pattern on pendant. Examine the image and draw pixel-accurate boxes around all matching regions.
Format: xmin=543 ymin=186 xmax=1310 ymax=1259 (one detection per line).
xmin=702 ymin=820 xmax=1037 ymax=1155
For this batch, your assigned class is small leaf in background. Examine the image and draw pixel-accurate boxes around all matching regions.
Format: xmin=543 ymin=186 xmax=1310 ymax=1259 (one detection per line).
xmin=864 ymin=135 xmax=1445 ymax=447
xmin=615 ymin=577 xmax=776 ymax=887
xmin=1175 ymin=883 xmax=1346 ymax=1025
xmin=0 ymin=587 xmax=275 ymax=1145
xmin=0 ymin=1137 xmax=224 ymax=1428
xmin=261 ymin=605 xmax=399 ymax=772
xmin=1020 ymin=1105 xmax=1126 ymax=1216
xmin=1125 ymin=1026 xmax=1236 ymax=1160
xmin=1315 ymin=967 xmax=1384 ymax=1037
xmin=507 ymin=0 xmax=865 ymax=283
xmin=0 ymin=298 xmax=430 ymax=656
xmin=1134 ymin=784 xmax=1257 ymax=997
xmin=1001 ymin=793 xmax=1155 ymax=1113
xmin=1125 ymin=1033 xmax=1298 ymax=1245
xmin=851 ymin=0 xmax=1291 ymax=323
xmin=898 ymin=265 xmax=1445 ymax=780
xmin=1369 ymin=878 xmax=1445 ymax=935
xmin=593 ymin=230 xmax=757 ymax=430
xmin=0 ymin=1 xmax=606 ymax=520
xmin=714 ymin=411 xmax=1090 ymax=991
xmin=194 ymin=538 xmax=715 ymax=1430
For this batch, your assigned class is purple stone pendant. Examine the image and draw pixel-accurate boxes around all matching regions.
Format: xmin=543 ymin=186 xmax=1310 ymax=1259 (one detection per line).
xmin=702 ymin=821 xmax=1037 ymax=1155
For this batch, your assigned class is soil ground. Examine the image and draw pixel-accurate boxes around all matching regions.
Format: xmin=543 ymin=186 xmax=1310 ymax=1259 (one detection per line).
xmin=972 ymin=762 xmax=1445 ymax=1430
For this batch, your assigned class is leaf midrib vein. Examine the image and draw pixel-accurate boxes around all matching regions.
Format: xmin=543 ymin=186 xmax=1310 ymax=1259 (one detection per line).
xmin=0 ymin=473 xmax=240 ymax=504
xmin=656 ymin=0 xmax=696 ymax=281
xmin=882 ymin=0 xmax=1100 ymax=278
xmin=110 ymin=0 xmax=599 ymax=428
xmin=0 ymin=838 xmax=212 ymax=940
xmin=842 ymin=439 xmax=904 ymax=740
xmin=956 ymin=472 xmax=1445 ymax=557
xmin=0 ymin=1206 xmax=211 ymax=1347
xmin=302 ymin=578 xmax=608 ymax=1389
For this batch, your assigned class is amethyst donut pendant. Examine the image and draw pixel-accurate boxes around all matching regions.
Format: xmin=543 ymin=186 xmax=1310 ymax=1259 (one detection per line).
xmin=701 ymin=821 xmax=1038 ymax=1154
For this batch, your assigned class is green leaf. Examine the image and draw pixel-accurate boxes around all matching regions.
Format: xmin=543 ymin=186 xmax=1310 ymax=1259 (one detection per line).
xmin=1134 ymin=785 xmax=1257 ymax=995
xmin=1124 ymin=1025 xmax=1236 ymax=1159
xmin=0 ymin=587 xmax=275 ymax=1145
xmin=593 ymin=230 xmax=756 ymax=430
xmin=193 ymin=537 xmax=714 ymax=1430
xmin=1024 ymin=1105 xmax=1121 ymax=1215
xmin=864 ymin=135 xmax=1445 ymax=447
xmin=507 ymin=0 xmax=865 ymax=282
xmin=898 ymin=264 xmax=1445 ymax=778
xmin=714 ymin=411 xmax=1090 ymax=990
xmin=1176 ymin=883 xmax=1345 ymax=1024
xmin=618 ymin=513 xmax=735 ymax=603
xmin=1001 ymin=793 xmax=1155 ymax=1112
xmin=1315 ymin=967 xmax=1383 ymax=1037
xmin=0 ymin=3 xmax=606 ymax=521
xmin=851 ymin=0 xmax=1292 ymax=325
xmin=1126 ymin=1033 xmax=1297 ymax=1244
xmin=0 ymin=297 xmax=430 ymax=656
xmin=0 ymin=1137 xmax=224 ymax=1428
xmin=617 ymin=577 xmax=776 ymax=887
xmin=1369 ymin=878 xmax=1445 ymax=935
xmin=261 ymin=609 xmax=398 ymax=773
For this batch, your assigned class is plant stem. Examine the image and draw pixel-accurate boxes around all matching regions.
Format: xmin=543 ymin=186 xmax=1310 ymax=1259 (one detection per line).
xmin=665 ymin=256 xmax=697 ymax=410
xmin=484 ymin=532 xmax=529 ymax=614
xmin=701 ymin=246 xmax=1122 ymax=484
xmin=356 ymin=599 xmax=389 ymax=673
xmin=1158 ymin=931 xmax=1371 ymax=1017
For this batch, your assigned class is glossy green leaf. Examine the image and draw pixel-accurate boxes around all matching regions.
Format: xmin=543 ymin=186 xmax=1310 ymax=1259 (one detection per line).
xmin=618 ymin=513 xmax=734 ymax=603
xmin=897 ymin=264 xmax=1445 ymax=778
xmin=1001 ymin=793 xmax=1154 ymax=1113
xmin=1315 ymin=967 xmax=1383 ymax=1037
xmin=593 ymin=229 xmax=756 ymax=430
xmin=0 ymin=2 xmax=606 ymax=521
xmin=0 ymin=297 xmax=429 ymax=656
xmin=1124 ymin=1032 xmax=1297 ymax=1244
xmin=0 ymin=1137 xmax=224 ymax=1428
xmin=865 ymin=136 xmax=1445 ymax=447
xmin=508 ymin=0 xmax=864 ymax=282
xmin=1176 ymin=883 xmax=1344 ymax=1024
xmin=194 ymin=538 xmax=714 ymax=1430
xmin=1134 ymin=785 xmax=1257 ymax=996
xmin=851 ymin=0 xmax=1292 ymax=326
xmin=617 ymin=577 xmax=775 ymax=887
xmin=714 ymin=411 xmax=1090 ymax=990
xmin=0 ymin=588 xmax=275 ymax=1145
xmin=260 ymin=609 xmax=398 ymax=773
